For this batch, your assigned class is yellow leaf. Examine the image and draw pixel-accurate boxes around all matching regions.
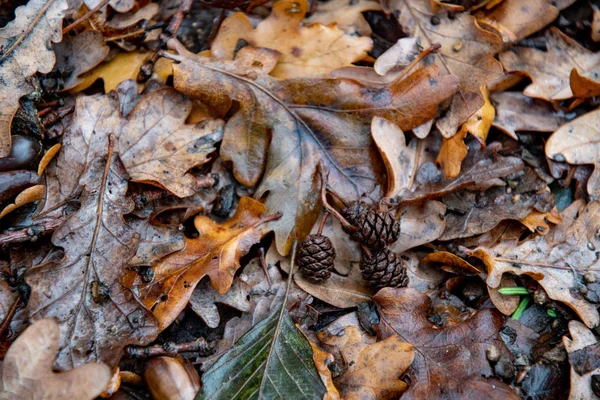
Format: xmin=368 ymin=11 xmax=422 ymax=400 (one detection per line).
xmin=436 ymin=126 xmax=468 ymax=179
xmin=463 ymin=85 xmax=495 ymax=145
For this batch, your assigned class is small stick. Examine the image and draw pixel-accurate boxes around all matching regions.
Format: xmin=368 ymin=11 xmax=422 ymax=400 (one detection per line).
xmin=125 ymin=338 xmax=212 ymax=358
xmin=258 ymin=248 xmax=272 ymax=286
xmin=320 ymin=183 xmax=355 ymax=231
xmin=0 ymin=296 xmax=22 ymax=339
xmin=0 ymin=218 xmax=64 ymax=246
xmin=316 ymin=212 xmax=329 ymax=236
xmin=62 ymin=0 xmax=110 ymax=35
xmin=105 ymin=22 xmax=165 ymax=42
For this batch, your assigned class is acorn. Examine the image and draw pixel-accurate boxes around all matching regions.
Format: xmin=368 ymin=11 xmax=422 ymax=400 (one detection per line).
xmin=144 ymin=356 xmax=201 ymax=400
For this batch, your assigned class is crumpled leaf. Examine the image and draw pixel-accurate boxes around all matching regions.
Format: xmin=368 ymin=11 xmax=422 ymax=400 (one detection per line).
xmin=305 ymin=0 xmax=381 ymax=35
xmin=199 ymin=245 xmax=326 ymax=400
xmin=374 ymin=287 xmax=519 ymax=400
xmin=125 ymin=197 xmax=278 ymax=331
xmin=491 ymin=92 xmax=571 ymax=140
xmin=0 ymin=0 xmax=68 ymax=157
xmin=500 ymin=27 xmax=600 ymax=101
xmin=25 ymin=153 xmax=158 ymax=370
xmin=210 ymin=0 xmax=372 ymax=79
xmin=471 ymin=200 xmax=600 ymax=328
xmin=170 ymin=42 xmax=458 ymax=254
xmin=546 ymin=108 xmax=600 ymax=200
xmin=383 ymin=0 xmax=503 ymax=137
xmin=0 ymin=319 xmax=111 ymax=400
xmin=53 ymin=30 xmax=110 ymax=90
xmin=40 ymin=87 xmax=223 ymax=217
xmin=563 ymin=320 xmax=600 ymax=400
xmin=318 ymin=326 xmax=414 ymax=400
xmin=189 ymin=277 xmax=251 ymax=328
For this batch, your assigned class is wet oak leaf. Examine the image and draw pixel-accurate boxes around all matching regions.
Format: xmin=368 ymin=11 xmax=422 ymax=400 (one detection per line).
xmin=0 ymin=319 xmax=111 ymax=400
xmin=25 ymin=154 xmax=158 ymax=370
xmin=546 ymin=108 xmax=600 ymax=200
xmin=0 ymin=0 xmax=68 ymax=157
xmin=169 ymin=42 xmax=458 ymax=254
xmin=318 ymin=326 xmax=414 ymax=400
xmin=374 ymin=287 xmax=519 ymax=400
xmin=500 ymin=27 xmax=600 ymax=101
xmin=471 ymin=200 xmax=600 ymax=328
xmin=383 ymin=0 xmax=503 ymax=137
xmin=210 ymin=0 xmax=372 ymax=79
xmin=127 ymin=197 xmax=278 ymax=331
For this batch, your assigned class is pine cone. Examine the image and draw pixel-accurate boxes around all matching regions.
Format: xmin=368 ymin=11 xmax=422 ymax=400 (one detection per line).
xmin=342 ymin=202 xmax=400 ymax=249
xmin=360 ymin=248 xmax=408 ymax=290
xmin=297 ymin=234 xmax=336 ymax=282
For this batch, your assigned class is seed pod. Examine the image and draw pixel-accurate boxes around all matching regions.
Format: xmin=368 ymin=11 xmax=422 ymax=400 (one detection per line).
xmin=297 ymin=234 xmax=335 ymax=282
xmin=342 ymin=202 xmax=400 ymax=249
xmin=360 ymin=248 xmax=408 ymax=290
xmin=144 ymin=356 xmax=201 ymax=400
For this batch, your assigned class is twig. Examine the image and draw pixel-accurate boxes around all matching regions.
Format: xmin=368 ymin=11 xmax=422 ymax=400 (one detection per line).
xmin=62 ymin=0 xmax=110 ymax=35
xmin=0 ymin=296 xmax=21 ymax=339
xmin=320 ymin=182 xmax=355 ymax=231
xmin=0 ymin=218 xmax=64 ymax=246
xmin=258 ymin=248 xmax=272 ymax=286
xmin=105 ymin=22 xmax=166 ymax=42
xmin=125 ymin=338 xmax=212 ymax=358
xmin=316 ymin=212 xmax=329 ymax=236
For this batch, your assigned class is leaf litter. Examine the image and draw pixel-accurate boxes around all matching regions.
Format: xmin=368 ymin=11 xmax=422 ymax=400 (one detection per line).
xmin=1 ymin=0 xmax=600 ymax=399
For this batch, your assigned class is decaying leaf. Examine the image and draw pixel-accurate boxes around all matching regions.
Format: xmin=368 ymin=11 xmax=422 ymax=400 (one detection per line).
xmin=0 ymin=319 xmax=111 ymax=400
xmin=0 ymin=0 xmax=68 ymax=157
xmin=189 ymin=277 xmax=251 ymax=328
xmin=305 ymin=0 xmax=381 ymax=36
xmin=40 ymin=87 xmax=223 ymax=217
xmin=25 ymin=152 xmax=158 ymax=369
xmin=374 ymin=287 xmax=518 ymax=400
xmin=318 ymin=326 xmax=414 ymax=400
xmin=210 ymin=0 xmax=372 ymax=79
xmin=491 ymin=92 xmax=571 ymax=140
xmin=563 ymin=320 xmax=600 ymax=400
xmin=126 ymin=197 xmax=278 ymax=331
xmin=472 ymin=200 xmax=600 ymax=328
xmin=546 ymin=108 xmax=600 ymax=200
xmin=384 ymin=0 xmax=503 ymax=137
xmin=519 ymin=208 xmax=562 ymax=235
xmin=170 ymin=41 xmax=458 ymax=254
xmin=500 ymin=27 xmax=600 ymax=101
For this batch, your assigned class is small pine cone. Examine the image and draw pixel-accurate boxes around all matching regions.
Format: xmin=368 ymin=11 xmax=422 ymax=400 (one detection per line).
xmin=360 ymin=248 xmax=408 ymax=290
xmin=342 ymin=202 xmax=400 ymax=249
xmin=297 ymin=234 xmax=336 ymax=282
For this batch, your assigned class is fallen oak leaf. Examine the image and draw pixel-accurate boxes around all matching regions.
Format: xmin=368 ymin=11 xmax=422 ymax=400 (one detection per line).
xmin=25 ymin=150 xmax=159 ymax=370
xmin=125 ymin=197 xmax=280 ymax=331
xmin=470 ymin=200 xmax=600 ymax=328
xmin=168 ymin=42 xmax=458 ymax=254
xmin=546 ymin=107 xmax=600 ymax=200
xmin=303 ymin=333 xmax=341 ymax=400
xmin=0 ymin=0 xmax=68 ymax=157
xmin=563 ymin=320 xmax=600 ymax=400
xmin=318 ymin=326 xmax=414 ymax=400
xmin=374 ymin=287 xmax=519 ymax=400
xmin=210 ymin=0 xmax=372 ymax=79
xmin=0 ymin=319 xmax=111 ymax=400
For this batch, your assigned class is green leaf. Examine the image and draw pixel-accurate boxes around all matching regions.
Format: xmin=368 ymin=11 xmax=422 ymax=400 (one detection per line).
xmin=196 ymin=243 xmax=326 ymax=400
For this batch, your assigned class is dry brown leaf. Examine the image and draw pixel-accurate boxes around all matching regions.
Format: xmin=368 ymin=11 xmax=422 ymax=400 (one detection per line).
xmin=546 ymin=108 xmax=600 ymax=199
xmin=563 ymin=320 xmax=600 ymax=400
xmin=500 ymin=27 xmax=600 ymax=101
xmin=0 ymin=319 xmax=111 ymax=399
xmin=210 ymin=0 xmax=372 ymax=79
xmin=491 ymin=92 xmax=571 ymax=140
xmin=436 ymin=126 xmax=468 ymax=179
xmin=319 ymin=326 xmax=414 ymax=400
xmin=170 ymin=42 xmax=458 ymax=254
xmin=127 ymin=219 xmax=185 ymax=267
xmin=53 ymin=30 xmax=110 ymax=90
xmin=478 ymin=0 xmax=559 ymax=43
xmin=39 ymin=87 xmax=223 ymax=217
xmin=383 ymin=0 xmax=503 ymax=137
xmin=374 ymin=287 xmax=518 ymax=399
xmin=25 ymin=153 xmax=158 ymax=369
xmin=471 ymin=200 xmax=600 ymax=328
xmin=391 ymin=200 xmax=447 ymax=253
xmin=520 ymin=208 xmax=562 ymax=234
xmin=125 ymin=197 xmax=278 ymax=331
xmin=0 ymin=0 xmax=68 ymax=157
xmin=107 ymin=3 xmax=159 ymax=29
xmin=487 ymin=274 xmax=520 ymax=316
xmin=373 ymin=38 xmax=421 ymax=76
xmin=305 ymin=0 xmax=381 ymax=35
xmin=423 ymin=251 xmax=482 ymax=275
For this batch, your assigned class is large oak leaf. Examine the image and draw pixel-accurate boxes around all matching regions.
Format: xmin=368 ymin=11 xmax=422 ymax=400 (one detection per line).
xmin=374 ymin=288 xmax=518 ymax=400
xmin=25 ymin=153 xmax=158 ymax=370
xmin=126 ymin=197 xmax=278 ymax=331
xmin=169 ymin=43 xmax=458 ymax=254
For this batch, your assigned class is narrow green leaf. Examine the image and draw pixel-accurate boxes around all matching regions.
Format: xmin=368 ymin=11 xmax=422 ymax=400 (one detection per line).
xmin=511 ymin=296 xmax=531 ymax=321
xmin=197 ymin=242 xmax=326 ymax=400
xmin=547 ymin=309 xmax=557 ymax=318
xmin=498 ymin=287 xmax=529 ymax=295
